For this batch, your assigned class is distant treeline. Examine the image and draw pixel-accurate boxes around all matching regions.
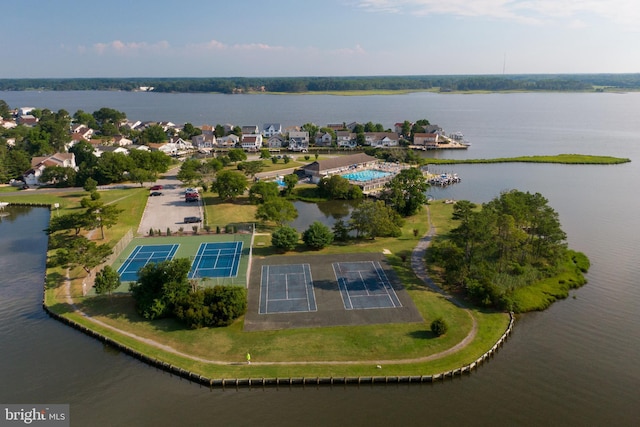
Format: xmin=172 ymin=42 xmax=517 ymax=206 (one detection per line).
xmin=2 ymin=74 xmax=640 ymax=93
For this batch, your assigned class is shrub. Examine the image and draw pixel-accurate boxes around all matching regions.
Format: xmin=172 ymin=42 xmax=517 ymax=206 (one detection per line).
xmin=174 ymin=286 xmax=247 ymax=328
xmin=431 ymin=317 xmax=448 ymax=337
xmin=302 ymin=221 xmax=334 ymax=250
xmin=149 ymin=228 xmax=154 ymax=236
xmin=166 ymin=228 xmax=171 ymax=236
xmin=272 ymin=226 xmax=299 ymax=251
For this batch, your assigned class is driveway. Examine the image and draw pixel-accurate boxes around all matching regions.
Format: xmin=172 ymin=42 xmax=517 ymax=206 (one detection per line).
xmin=137 ymin=168 xmax=203 ymax=235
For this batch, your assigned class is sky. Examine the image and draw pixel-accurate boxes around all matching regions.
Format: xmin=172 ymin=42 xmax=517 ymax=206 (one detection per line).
xmin=1 ymin=0 xmax=639 ymax=78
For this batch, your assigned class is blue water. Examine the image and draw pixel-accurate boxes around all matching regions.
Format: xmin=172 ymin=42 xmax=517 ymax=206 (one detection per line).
xmin=341 ymin=169 xmax=391 ymax=182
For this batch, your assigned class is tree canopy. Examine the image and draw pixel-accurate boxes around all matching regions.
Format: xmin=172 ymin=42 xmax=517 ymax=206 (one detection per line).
xmin=429 ymin=190 xmax=573 ymax=311
xmin=382 ymin=167 xmax=429 ymax=216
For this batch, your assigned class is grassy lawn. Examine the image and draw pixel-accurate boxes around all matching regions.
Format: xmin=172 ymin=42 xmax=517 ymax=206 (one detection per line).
xmin=35 ymin=183 xmax=511 ymax=379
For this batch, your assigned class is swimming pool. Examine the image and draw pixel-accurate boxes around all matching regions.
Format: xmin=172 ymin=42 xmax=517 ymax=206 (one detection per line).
xmin=341 ymin=169 xmax=391 ymax=182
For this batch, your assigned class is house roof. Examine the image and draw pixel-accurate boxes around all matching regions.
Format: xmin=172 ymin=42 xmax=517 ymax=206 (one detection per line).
xmin=304 ymin=153 xmax=376 ymax=173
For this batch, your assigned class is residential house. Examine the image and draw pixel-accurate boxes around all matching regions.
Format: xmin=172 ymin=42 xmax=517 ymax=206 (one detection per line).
xmin=413 ymin=133 xmax=440 ymax=149
xmin=241 ymin=125 xmax=259 ymax=135
xmin=159 ymin=121 xmax=176 ymax=132
xmin=262 ymin=123 xmax=282 ymax=137
xmin=17 ymin=115 xmax=38 ymax=127
xmin=216 ymin=134 xmax=239 ymax=148
xmin=363 ymin=132 xmax=399 ymax=148
xmin=326 ymin=123 xmax=345 ymax=132
xmin=200 ymin=124 xmax=215 ymax=136
xmin=24 ymin=153 xmax=77 ymax=186
xmin=127 ymin=144 xmax=150 ymax=153
xmin=240 ymin=134 xmax=263 ymax=151
xmin=267 ymin=135 xmax=285 ymax=149
xmin=192 ymin=134 xmax=216 ymax=150
xmin=71 ymin=124 xmax=94 ymax=139
xmin=314 ymin=131 xmax=333 ymax=147
xmin=92 ymin=145 xmax=129 ymax=158
xmin=336 ymin=131 xmax=357 ymax=148
xmin=122 ymin=120 xmax=143 ymax=131
xmin=112 ymin=135 xmax=133 ymax=146
xmin=288 ymin=131 xmax=309 ymax=151
xmin=1 ymin=117 xmax=17 ymax=129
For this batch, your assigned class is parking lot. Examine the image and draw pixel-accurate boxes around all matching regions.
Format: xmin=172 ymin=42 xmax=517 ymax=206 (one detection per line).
xmin=137 ymin=168 xmax=204 ymax=235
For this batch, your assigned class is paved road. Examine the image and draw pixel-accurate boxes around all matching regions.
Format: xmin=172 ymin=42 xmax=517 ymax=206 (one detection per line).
xmin=137 ymin=168 xmax=203 ymax=235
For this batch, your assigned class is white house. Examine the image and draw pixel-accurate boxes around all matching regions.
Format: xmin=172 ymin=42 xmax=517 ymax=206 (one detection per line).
xmin=288 ymin=131 xmax=309 ymax=151
xmin=363 ymin=132 xmax=400 ymax=148
xmin=92 ymin=145 xmax=130 ymax=158
xmin=241 ymin=125 xmax=259 ymax=135
xmin=262 ymin=123 xmax=282 ymax=137
xmin=24 ymin=153 xmax=77 ymax=186
xmin=336 ymin=131 xmax=357 ymax=148
xmin=216 ymin=134 xmax=239 ymax=148
xmin=240 ymin=134 xmax=263 ymax=151
xmin=315 ymin=132 xmax=333 ymax=147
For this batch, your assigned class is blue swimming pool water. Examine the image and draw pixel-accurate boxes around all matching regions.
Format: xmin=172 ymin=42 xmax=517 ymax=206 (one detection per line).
xmin=341 ymin=169 xmax=391 ymax=182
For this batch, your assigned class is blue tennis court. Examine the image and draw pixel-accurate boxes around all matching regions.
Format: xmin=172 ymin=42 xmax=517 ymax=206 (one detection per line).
xmin=333 ymin=261 xmax=402 ymax=310
xmin=259 ymin=264 xmax=317 ymax=314
xmin=117 ymin=244 xmax=179 ymax=282
xmin=188 ymin=241 xmax=243 ymax=279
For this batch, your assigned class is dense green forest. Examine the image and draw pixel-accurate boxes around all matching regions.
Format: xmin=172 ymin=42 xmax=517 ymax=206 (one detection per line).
xmin=1 ymin=74 xmax=640 ymax=93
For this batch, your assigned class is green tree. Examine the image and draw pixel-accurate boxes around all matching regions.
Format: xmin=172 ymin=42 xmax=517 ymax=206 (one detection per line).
xmin=249 ymin=180 xmax=279 ymax=204
xmin=140 ymin=124 xmax=167 ymax=143
xmin=431 ymin=317 xmax=448 ymax=336
xmin=332 ymin=219 xmax=351 ymax=241
xmin=94 ymin=152 xmax=134 ymax=184
xmin=39 ymin=165 xmax=77 ymax=187
xmin=85 ymin=202 xmax=123 ymax=240
xmin=302 ymin=221 xmax=334 ymax=250
xmin=227 ymin=148 xmax=247 ymax=163
xmin=212 ymin=170 xmax=247 ymax=200
xmin=256 ymin=197 xmax=298 ymax=226
xmin=259 ymin=148 xmax=271 ymax=159
xmin=382 ymin=167 xmax=429 ymax=216
xmin=176 ymin=158 xmax=202 ymax=185
xmin=129 ymin=168 xmax=156 ymax=187
xmin=46 ymin=212 xmax=92 ymax=236
xmin=271 ymin=226 xmax=299 ymax=251
xmin=83 ymin=177 xmax=98 ymax=192
xmin=130 ymin=258 xmax=192 ymax=320
xmin=238 ymin=160 xmax=264 ymax=177
xmin=174 ymin=286 xmax=247 ymax=329
xmin=282 ymin=173 xmax=298 ymax=196
xmin=0 ymin=99 xmax=11 ymax=119
xmin=94 ymin=265 xmax=121 ymax=296
xmin=50 ymin=236 xmax=112 ymax=275
xmin=349 ymin=199 xmax=403 ymax=239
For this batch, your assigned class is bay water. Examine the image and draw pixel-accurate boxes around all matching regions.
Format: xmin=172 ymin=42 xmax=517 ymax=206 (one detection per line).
xmin=1 ymin=91 xmax=639 ymax=426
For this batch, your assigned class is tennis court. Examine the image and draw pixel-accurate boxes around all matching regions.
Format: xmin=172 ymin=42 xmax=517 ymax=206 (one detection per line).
xmin=333 ymin=261 xmax=402 ymax=310
xmin=188 ymin=241 xmax=243 ymax=279
xmin=117 ymin=244 xmax=179 ymax=282
xmin=259 ymin=264 xmax=317 ymax=314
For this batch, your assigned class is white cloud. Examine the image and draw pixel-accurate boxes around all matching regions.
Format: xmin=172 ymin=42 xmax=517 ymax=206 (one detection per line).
xmin=91 ymin=40 xmax=170 ymax=55
xmin=355 ymin=0 xmax=640 ymax=30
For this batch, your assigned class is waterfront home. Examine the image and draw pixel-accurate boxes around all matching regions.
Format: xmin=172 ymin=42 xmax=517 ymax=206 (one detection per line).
xmin=363 ymin=132 xmax=400 ymax=148
xmin=413 ymin=133 xmax=440 ymax=149
xmin=241 ymin=134 xmax=263 ymax=151
xmin=315 ymin=131 xmax=333 ymax=147
xmin=216 ymin=134 xmax=239 ymax=148
xmin=289 ymin=131 xmax=310 ymax=151
xmin=262 ymin=123 xmax=282 ymax=137
xmin=112 ymin=135 xmax=133 ymax=146
xmin=17 ymin=114 xmax=38 ymax=127
xmin=71 ymin=124 xmax=94 ymax=139
xmin=267 ymin=135 xmax=285 ymax=149
xmin=336 ymin=131 xmax=357 ymax=148
xmin=241 ymin=125 xmax=259 ymax=135
xmin=192 ymin=134 xmax=216 ymax=150
xmin=302 ymin=152 xmax=377 ymax=183
xmin=24 ymin=153 xmax=77 ymax=186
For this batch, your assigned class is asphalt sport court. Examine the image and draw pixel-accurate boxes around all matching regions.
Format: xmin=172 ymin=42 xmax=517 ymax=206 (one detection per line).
xmin=244 ymin=253 xmax=424 ymax=331
xmin=117 ymin=244 xmax=179 ymax=282
xmin=333 ymin=261 xmax=403 ymax=310
xmin=188 ymin=241 xmax=243 ymax=279
xmin=259 ymin=264 xmax=317 ymax=314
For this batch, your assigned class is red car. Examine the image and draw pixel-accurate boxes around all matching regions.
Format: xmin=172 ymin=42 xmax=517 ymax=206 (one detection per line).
xmin=150 ymin=185 xmax=163 ymax=191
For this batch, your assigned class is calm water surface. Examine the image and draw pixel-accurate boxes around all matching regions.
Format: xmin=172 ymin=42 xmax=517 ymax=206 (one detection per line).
xmin=1 ymin=91 xmax=639 ymax=426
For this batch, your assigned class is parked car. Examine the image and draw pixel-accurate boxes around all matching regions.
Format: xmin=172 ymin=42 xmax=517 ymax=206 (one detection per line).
xmin=185 ymin=187 xmax=198 ymax=193
xmin=184 ymin=216 xmax=201 ymax=223
xmin=150 ymin=191 xmax=163 ymax=196
xmin=150 ymin=185 xmax=163 ymax=190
